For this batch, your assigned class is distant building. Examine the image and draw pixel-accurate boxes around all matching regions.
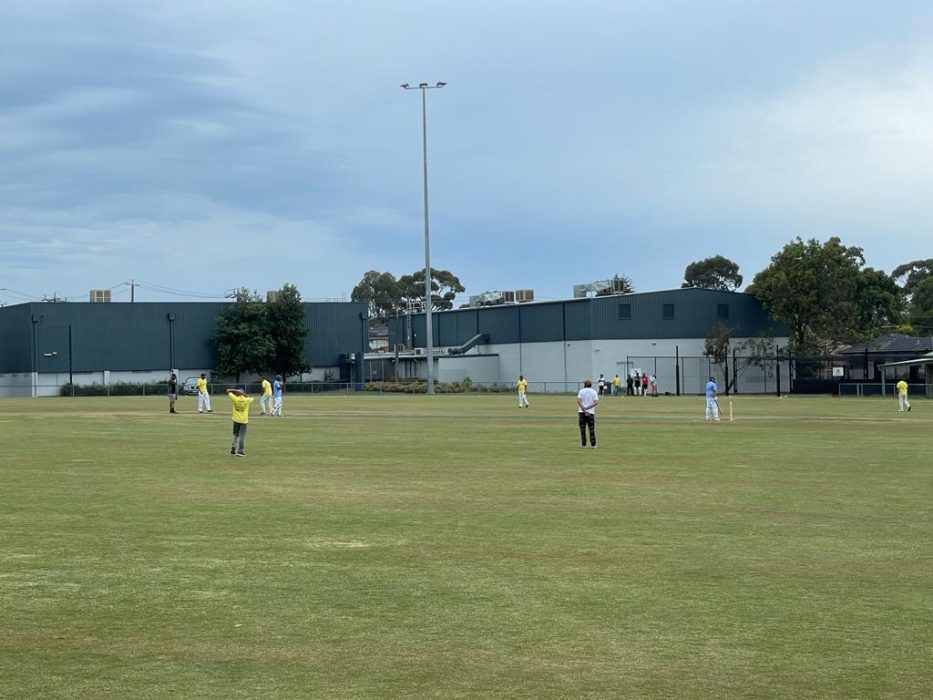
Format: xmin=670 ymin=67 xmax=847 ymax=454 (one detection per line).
xmin=0 ymin=300 xmax=368 ymax=397
xmin=836 ymin=333 xmax=933 ymax=381
xmin=375 ymin=288 xmax=789 ymax=393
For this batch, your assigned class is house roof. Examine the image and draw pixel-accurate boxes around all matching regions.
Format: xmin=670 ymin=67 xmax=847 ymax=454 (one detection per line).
xmin=838 ymin=333 xmax=933 ymax=355
xmin=878 ymin=352 xmax=933 ymax=370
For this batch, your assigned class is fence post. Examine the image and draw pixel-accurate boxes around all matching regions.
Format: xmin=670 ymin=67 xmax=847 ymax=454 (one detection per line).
xmin=732 ymin=347 xmax=738 ymax=394
xmin=675 ymin=346 xmax=681 ymax=396
xmin=775 ymin=355 xmax=782 ymax=397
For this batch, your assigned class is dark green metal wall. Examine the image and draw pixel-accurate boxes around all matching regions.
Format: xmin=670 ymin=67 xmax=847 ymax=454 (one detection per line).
xmin=0 ymin=301 xmax=368 ymax=374
xmin=390 ymin=289 xmax=785 ymax=348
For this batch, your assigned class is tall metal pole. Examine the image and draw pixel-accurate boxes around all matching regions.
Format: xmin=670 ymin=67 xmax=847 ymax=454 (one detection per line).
xmin=420 ymin=87 xmax=434 ymax=394
xmin=31 ymin=314 xmax=39 ymax=398
xmin=402 ymin=81 xmax=445 ymax=395
xmin=68 ymin=324 xmax=74 ymax=394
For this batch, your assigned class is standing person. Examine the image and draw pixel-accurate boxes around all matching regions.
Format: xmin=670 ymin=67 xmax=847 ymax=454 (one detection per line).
xmin=896 ymin=378 xmax=911 ymax=412
xmin=626 ymin=374 xmax=634 ymax=396
xmin=650 ymin=374 xmax=658 ymax=396
xmin=641 ymin=373 xmax=649 ymax=396
xmin=226 ymin=387 xmax=254 ymax=456
xmin=516 ymin=375 xmax=530 ymax=408
xmin=577 ymin=378 xmax=599 ymax=448
xmin=705 ymin=376 xmax=720 ymax=422
xmin=597 ymin=374 xmax=606 ymax=396
xmin=168 ymin=373 xmax=179 ymax=414
xmin=260 ymin=376 xmax=273 ymax=415
xmin=272 ymin=375 xmax=284 ymax=417
xmin=633 ymin=372 xmax=641 ymax=396
xmin=196 ymin=372 xmax=212 ymax=414
xmin=613 ymin=373 xmax=621 ymax=397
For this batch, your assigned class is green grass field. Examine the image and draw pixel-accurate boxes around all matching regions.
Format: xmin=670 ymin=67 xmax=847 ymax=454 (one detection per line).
xmin=1 ymin=392 xmax=930 ymax=698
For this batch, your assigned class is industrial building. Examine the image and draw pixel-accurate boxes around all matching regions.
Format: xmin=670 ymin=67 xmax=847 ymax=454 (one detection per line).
xmin=0 ymin=300 xmax=368 ymax=397
xmin=0 ymin=288 xmax=789 ymax=398
xmin=375 ymin=288 xmax=790 ymax=393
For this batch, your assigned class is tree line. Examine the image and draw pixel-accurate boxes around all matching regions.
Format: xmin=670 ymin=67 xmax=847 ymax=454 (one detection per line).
xmin=212 ymin=240 xmax=932 ymax=381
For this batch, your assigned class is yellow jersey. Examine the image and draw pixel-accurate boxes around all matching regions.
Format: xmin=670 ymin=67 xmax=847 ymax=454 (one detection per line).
xmin=517 ymin=378 xmax=528 ymax=393
xmin=896 ymin=380 xmax=908 ymax=396
xmin=196 ymin=377 xmax=208 ymax=395
xmin=228 ymin=392 xmax=254 ymax=424
xmin=261 ymin=379 xmax=272 ymax=396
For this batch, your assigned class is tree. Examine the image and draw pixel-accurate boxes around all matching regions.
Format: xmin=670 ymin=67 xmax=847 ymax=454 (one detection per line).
xmin=213 ymin=289 xmax=276 ymax=381
xmin=703 ymin=323 xmax=733 ymax=392
xmin=266 ymin=283 xmax=310 ymax=378
xmin=351 ymin=270 xmax=402 ymax=321
xmin=909 ymin=276 xmax=933 ymax=333
xmin=398 ymin=268 xmax=465 ymax=311
xmin=892 ymin=259 xmax=933 ymax=298
xmin=734 ymin=332 xmax=779 ymax=387
xmin=682 ymin=255 xmax=743 ymax=291
xmin=853 ymin=268 xmax=905 ymax=340
xmin=748 ymin=237 xmax=864 ymax=353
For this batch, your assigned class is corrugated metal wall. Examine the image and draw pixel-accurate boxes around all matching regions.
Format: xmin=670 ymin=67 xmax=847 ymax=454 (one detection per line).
xmin=0 ymin=304 xmax=33 ymax=371
xmin=388 ymin=289 xmax=785 ymax=349
xmin=0 ymin=301 xmax=368 ymax=374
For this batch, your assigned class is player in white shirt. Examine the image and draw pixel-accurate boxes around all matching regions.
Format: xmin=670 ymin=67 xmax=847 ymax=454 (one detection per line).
xmin=577 ymin=378 xmax=599 ymax=448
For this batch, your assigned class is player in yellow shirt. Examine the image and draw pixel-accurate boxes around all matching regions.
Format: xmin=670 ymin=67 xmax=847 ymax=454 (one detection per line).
xmin=227 ymin=387 xmax=255 ymax=456
xmin=196 ymin=372 xmax=212 ymax=413
xmin=516 ymin=375 xmax=529 ymax=408
xmin=895 ymin=379 xmax=911 ymax=412
xmin=260 ymin=376 xmax=273 ymax=415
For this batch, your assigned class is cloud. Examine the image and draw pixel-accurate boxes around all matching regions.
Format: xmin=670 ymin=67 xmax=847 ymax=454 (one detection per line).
xmin=2 ymin=0 xmax=933 ymax=306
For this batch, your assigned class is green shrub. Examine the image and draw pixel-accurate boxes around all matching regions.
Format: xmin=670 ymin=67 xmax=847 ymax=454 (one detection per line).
xmin=60 ymin=382 xmax=168 ymax=397
xmin=365 ymin=378 xmax=482 ymax=394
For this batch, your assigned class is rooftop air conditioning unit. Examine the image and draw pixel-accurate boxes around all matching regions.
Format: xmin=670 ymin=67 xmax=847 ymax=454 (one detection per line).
xmin=469 ymin=291 xmax=505 ymax=307
xmin=515 ymin=289 xmax=534 ymax=303
xmin=89 ymin=289 xmax=112 ymax=303
xmin=502 ymin=290 xmax=516 ymax=303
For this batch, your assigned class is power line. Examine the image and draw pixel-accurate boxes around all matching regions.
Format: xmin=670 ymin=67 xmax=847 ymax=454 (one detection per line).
xmin=0 ymin=287 xmax=39 ymax=301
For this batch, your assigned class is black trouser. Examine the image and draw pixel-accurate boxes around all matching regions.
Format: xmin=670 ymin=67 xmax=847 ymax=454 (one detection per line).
xmin=578 ymin=412 xmax=596 ymax=446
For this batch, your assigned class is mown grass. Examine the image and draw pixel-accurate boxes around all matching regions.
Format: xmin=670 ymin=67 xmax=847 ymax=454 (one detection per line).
xmin=1 ymin=392 xmax=930 ymax=698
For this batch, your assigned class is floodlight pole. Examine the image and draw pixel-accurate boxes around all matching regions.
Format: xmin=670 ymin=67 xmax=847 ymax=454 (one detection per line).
xmin=401 ymin=81 xmax=446 ymax=394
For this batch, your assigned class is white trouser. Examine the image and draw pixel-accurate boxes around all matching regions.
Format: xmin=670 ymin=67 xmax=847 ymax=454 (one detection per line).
xmin=898 ymin=394 xmax=910 ymax=411
xmin=519 ymin=391 xmax=529 ymax=407
xmin=198 ymin=392 xmax=211 ymax=412
xmin=273 ymin=396 xmax=283 ymax=416
xmin=261 ymin=394 xmax=273 ymax=414
xmin=705 ymin=396 xmax=719 ymax=421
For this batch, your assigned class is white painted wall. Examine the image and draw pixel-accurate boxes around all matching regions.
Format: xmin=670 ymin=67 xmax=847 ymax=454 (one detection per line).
xmin=430 ymin=337 xmax=789 ymax=394
xmin=437 ymin=354 xmax=500 ymax=384
xmin=0 ymin=366 xmax=344 ymax=398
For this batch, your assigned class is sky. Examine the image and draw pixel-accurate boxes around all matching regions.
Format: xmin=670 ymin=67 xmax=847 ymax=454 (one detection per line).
xmin=2 ymin=0 xmax=932 ymax=306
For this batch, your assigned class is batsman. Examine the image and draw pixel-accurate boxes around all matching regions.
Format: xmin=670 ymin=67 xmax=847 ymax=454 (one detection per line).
xmin=705 ymin=376 xmax=721 ymax=422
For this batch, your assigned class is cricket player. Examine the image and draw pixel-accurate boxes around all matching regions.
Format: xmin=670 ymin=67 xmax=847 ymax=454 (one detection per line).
xmin=260 ymin=376 xmax=273 ymax=415
xmin=272 ymin=375 xmax=284 ymax=416
xmin=227 ymin=387 xmax=254 ymax=456
xmin=896 ymin=379 xmax=911 ymax=412
xmin=705 ymin=376 xmax=720 ymax=422
xmin=517 ymin=375 xmax=530 ymax=408
xmin=196 ymin=372 xmax=212 ymax=413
